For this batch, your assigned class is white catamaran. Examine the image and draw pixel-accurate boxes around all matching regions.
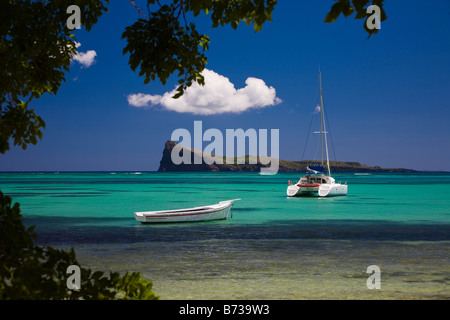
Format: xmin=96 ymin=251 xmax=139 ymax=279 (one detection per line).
xmin=287 ymin=72 xmax=348 ymax=197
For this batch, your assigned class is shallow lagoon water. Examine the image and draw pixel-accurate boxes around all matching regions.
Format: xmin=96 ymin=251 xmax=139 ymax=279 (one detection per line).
xmin=1 ymin=171 xmax=449 ymax=299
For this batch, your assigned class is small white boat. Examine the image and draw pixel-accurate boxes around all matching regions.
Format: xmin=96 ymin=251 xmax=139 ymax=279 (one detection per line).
xmin=259 ymin=171 xmax=277 ymax=175
xmin=134 ymin=199 xmax=241 ymax=223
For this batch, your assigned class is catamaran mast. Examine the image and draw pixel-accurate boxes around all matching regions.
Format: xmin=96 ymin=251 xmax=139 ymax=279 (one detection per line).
xmin=319 ymin=72 xmax=324 ymax=167
xmin=319 ymin=72 xmax=331 ymax=176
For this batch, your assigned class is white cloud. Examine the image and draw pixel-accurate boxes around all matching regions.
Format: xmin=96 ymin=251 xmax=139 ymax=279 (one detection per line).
xmin=127 ymin=69 xmax=282 ymax=115
xmin=71 ymin=42 xmax=97 ymax=68
xmin=72 ymin=50 xmax=97 ymax=68
xmin=127 ymin=93 xmax=162 ymax=107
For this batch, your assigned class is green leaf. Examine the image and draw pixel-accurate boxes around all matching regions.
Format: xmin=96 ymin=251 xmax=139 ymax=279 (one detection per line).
xmin=173 ymin=91 xmax=184 ymax=99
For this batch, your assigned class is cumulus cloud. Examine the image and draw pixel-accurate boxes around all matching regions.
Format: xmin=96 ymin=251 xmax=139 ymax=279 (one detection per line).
xmin=127 ymin=69 xmax=282 ymax=115
xmin=127 ymin=93 xmax=161 ymax=107
xmin=71 ymin=42 xmax=97 ymax=68
xmin=72 ymin=50 xmax=96 ymax=68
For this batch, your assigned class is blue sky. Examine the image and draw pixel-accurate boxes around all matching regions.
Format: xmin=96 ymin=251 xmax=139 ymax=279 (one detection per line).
xmin=1 ymin=0 xmax=449 ymax=171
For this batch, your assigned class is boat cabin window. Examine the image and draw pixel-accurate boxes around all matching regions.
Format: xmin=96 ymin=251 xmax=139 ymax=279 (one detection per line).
xmin=308 ymin=177 xmax=327 ymax=184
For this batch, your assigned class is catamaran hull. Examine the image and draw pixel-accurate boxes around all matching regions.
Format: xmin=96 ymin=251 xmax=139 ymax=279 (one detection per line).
xmin=287 ymin=184 xmax=347 ymax=197
xmin=134 ymin=200 xmax=238 ymax=223
xmin=318 ymin=184 xmax=348 ymax=197
xmin=287 ymin=185 xmax=319 ymax=196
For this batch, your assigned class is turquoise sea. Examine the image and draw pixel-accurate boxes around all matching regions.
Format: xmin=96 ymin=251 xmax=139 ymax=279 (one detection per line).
xmin=1 ymin=171 xmax=449 ymax=299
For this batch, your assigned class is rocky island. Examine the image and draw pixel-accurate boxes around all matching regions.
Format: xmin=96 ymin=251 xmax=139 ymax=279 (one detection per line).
xmin=158 ymin=140 xmax=416 ymax=173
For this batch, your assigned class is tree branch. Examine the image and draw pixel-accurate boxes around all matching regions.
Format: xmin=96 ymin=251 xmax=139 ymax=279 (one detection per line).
xmin=128 ymin=0 xmax=149 ymax=19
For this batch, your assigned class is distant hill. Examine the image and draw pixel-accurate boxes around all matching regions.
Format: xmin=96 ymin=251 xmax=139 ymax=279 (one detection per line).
xmin=158 ymin=140 xmax=416 ymax=173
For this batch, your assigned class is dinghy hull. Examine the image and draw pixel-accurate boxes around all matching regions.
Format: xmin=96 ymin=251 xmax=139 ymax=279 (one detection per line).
xmin=134 ymin=199 xmax=240 ymax=223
